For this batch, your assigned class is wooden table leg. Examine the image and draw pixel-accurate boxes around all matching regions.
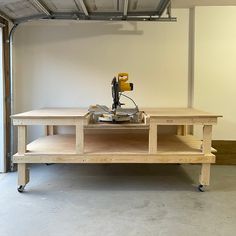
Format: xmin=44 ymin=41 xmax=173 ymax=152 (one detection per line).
xmin=177 ymin=125 xmax=187 ymax=136
xmin=149 ymin=120 xmax=157 ymax=154
xmin=18 ymin=163 xmax=30 ymax=186
xmin=17 ymin=126 xmax=29 ymax=191
xmin=199 ymin=163 xmax=211 ymax=186
xmin=202 ymin=125 xmax=212 ymax=154
xmin=199 ymin=125 xmax=212 ymax=188
xmin=76 ymin=121 xmax=84 ymax=154
xmin=45 ymin=125 xmax=54 ymax=136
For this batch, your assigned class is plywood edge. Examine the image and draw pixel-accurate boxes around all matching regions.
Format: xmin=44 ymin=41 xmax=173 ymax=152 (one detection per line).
xmin=11 ymin=115 xmax=89 ymax=119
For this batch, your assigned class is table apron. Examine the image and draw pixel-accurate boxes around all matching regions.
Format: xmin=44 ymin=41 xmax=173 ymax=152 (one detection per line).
xmin=150 ymin=117 xmax=217 ymax=125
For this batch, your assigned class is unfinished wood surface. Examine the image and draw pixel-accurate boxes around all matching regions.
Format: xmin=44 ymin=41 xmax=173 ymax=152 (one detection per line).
xmin=150 ymin=117 xmax=218 ymax=125
xmin=18 ymin=126 xmax=27 ymax=154
xmin=177 ymin=125 xmax=187 ymax=135
xmin=45 ymin=125 xmax=54 ymax=136
xmin=76 ymin=122 xmax=84 ymax=154
xmin=12 ymin=117 xmax=217 ymax=126
xmin=203 ymin=125 xmax=212 ymax=154
xmin=23 ymin=134 xmax=216 ymax=155
xmin=13 ymin=118 xmax=84 ymax=126
xmin=177 ymin=125 xmax=182 ymax=135
xmin=18 ymin=163 xmax=29 ymax=186
xmin=200 ymin=125 xmax=213 ymax=186
xmin=182 ymin=125 xmax=187 ymax=136
xmin=143 ymin=108 xmax=220 ymax=125
xmin=143 ymin=108 xmax=221 ymax=118
xmin=11 ymin=108 xmax=89 ymax=119
xmin=13 ymin=153 xmax=215 ymax=164
xmin=199 ymin=163 xmax=211 ymax=186
xmin=12 ymin=107 xmax=222 ymax=122
xmin=149 ymin=121 xmax=157 ymax=154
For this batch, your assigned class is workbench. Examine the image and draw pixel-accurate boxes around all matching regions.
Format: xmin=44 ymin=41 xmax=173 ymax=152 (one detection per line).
xmin=12 ymin=108 xmax=221 ymax=192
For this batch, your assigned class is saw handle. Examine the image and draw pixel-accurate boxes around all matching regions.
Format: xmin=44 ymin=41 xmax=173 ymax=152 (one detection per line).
xmin=118 ymin=73 xmax=128 ymax=82
xmin=118 ymin=73 xmax=133 ymax=92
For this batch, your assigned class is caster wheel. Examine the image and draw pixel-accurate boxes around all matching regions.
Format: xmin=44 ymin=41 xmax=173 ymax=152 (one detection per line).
xmin=17 ymin=185 xmax=25 ymax=193
xmin=198 ymin=184 xmax=205 ymax=192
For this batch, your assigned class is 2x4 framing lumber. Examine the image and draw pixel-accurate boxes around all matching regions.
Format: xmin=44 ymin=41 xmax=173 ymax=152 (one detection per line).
xmin=45 ymin=125 xmax=54 ymax=136
xmin=17 ymin=126 xmax=27 ymax=154
xmin=76 ymin=122 xmax=84 ymax=154
xmin=199 ymin=163 xmax=211 ymax=186
xmin=149 ymin=120 xmax=157 ymax=154
xmin=177 ymin=125 xmax=187 ymax=136
xmin=18 ymin=163 xmax=29 ymax=186
xmin=13 ymin=154 xmax=215 ymax=164
xmin=203 ymin=125 xmax=212 ymax=154
xmin=199 ymin=125 xmax=213 ymax=186
xmin=17 ymin=125 xmax=29 ymax=185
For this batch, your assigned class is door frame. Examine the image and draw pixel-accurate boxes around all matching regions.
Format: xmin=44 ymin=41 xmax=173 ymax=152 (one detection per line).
xmin=0 ymin=26 xmax=4 ymax=172
xmin=0 ymin=17 xmax=10 ymax=172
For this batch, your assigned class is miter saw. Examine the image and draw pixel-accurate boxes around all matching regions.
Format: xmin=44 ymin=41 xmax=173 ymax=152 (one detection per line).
xmin=89 ymin=73 xmax=141 ymax=123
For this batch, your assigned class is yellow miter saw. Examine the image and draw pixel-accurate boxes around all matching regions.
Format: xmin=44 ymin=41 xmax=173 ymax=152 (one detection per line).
xmin=89 ymin=73 xmax=141 ymax=123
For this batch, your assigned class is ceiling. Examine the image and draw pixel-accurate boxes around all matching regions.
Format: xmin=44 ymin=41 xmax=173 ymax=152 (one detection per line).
xmin=0 ymin=0 xmax=235 ymax=23
xmin=0 ymin=0 xmax=174 ymax=22
xmin=172 ymin=0 xmax=236 ymax=8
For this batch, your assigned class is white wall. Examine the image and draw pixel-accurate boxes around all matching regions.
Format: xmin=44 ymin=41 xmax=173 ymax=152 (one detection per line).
xmin=13 ymin=9 xmax=189 ymax=141
xmin=11 ymin=7 xmax=236 ymax=143
xmin=194 ymin=7 xmax=236 ymax=140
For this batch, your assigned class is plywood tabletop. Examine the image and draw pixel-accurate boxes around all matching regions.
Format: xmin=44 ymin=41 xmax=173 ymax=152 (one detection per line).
xmin=142 ymin=108 xmax=222 ymax=118
xmin=11 ymin=107 xmax=222 ymax=119
xmin=11 ymin=108 xmax=89 ymax=119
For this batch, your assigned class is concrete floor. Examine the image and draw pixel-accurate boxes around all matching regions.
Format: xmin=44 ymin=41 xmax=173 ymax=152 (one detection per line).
xmin=0 ymin=164 xmax=236 ymax=236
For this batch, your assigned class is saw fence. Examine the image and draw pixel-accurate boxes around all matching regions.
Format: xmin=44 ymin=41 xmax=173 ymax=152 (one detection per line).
xmin=11 ymin=107 xmax=221 ymax=192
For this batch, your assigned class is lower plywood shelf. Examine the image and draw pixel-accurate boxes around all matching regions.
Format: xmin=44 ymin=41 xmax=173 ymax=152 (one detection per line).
xmin=13 ymin=134 xmax=216 ymax=164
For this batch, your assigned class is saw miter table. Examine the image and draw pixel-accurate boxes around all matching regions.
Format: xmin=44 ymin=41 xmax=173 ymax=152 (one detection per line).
xmin=12 ymin=107 xmax=221 ymax=192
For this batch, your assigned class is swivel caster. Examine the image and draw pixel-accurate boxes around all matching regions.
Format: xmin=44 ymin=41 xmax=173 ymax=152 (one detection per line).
xmin=17 ymin=185 xmax=25 ymax=193
xmin=198 ymin=184 xmax=205 ymax=192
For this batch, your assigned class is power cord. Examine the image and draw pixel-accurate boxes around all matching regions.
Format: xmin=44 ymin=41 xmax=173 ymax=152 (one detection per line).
xmin=120 ymin=93 xmax=139 ymax=115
